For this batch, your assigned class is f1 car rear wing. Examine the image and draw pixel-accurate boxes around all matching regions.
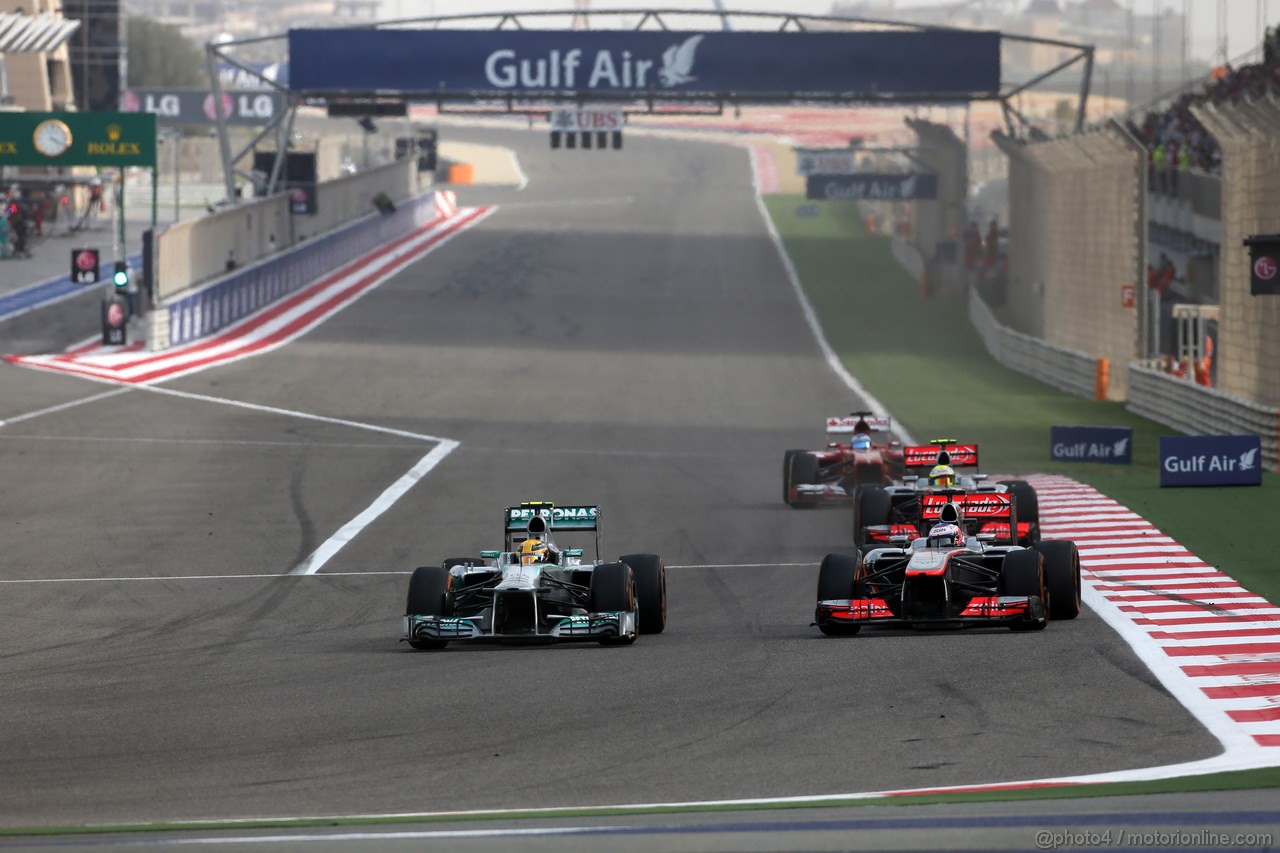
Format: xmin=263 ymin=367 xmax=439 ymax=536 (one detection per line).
xmin=504 ymin=502 xmax=600 ymax=532
xmin=826 ymin=412 xmax=892 ymax=434
xmin=504 ymin=501 xmax=602 ymax=561
xmin=903 ymin=441 xmax=979 ymax=469
xmin=919 ymin=492 xmax=1018 ymax=543
xmin=919 ymin=492 xmax=1011 ymax=521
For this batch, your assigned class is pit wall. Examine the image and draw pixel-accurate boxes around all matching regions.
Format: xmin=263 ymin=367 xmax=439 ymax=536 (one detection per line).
xmin=148 ymin=189 xmax=455 ymax=350
xmin=993 ymin=121 xmax=1146 ymax=400
xmin=154 ymin=158 xmax=418 ymax=303
xmin=1191 ymin=97 xmax=1280 ymax=408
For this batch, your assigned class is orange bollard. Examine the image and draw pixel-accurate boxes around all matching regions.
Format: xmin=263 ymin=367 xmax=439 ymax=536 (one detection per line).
xmin=1095 ymin=357 xmax=1110 ymax=400
xmin=446 ymin=162 xmax=474 ymax=184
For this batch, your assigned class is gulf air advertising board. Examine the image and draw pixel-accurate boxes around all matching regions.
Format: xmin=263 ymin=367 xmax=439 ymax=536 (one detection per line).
xmin=287 ymin=29 xmax=1000 ymax=98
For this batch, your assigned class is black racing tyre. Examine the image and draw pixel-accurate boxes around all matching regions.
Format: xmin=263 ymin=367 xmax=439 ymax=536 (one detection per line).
xmin=998 ymin=480 xmax=1040 ymax=524
xmin=590 ymin=562 xmax=637 ymax=645
xmin=853 ymin=484 xmax=892 ymax=545
xmin=816 ymin=553 xmax=862 ymax=636
xmin=1000 ymin=550 xmax=1048 ymax=632
xmin=405 ymin=566 xmax=451 ymax=650
xmin=783 ymin=449 xmax=805 ymax=505
xmin=790 ymin=452 xmax=820 ymax=508
xmin=852 ymin=460 xmax=884 ymax=490
xmin=1034 ymin=539 xmax=1082 ymax=621
xmin=620 ymin=553 xmax=666 ymax=634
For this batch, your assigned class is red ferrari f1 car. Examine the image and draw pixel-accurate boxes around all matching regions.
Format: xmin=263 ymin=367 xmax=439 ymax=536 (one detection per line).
xmin=784 ymin=411 xmax=904 ymax=508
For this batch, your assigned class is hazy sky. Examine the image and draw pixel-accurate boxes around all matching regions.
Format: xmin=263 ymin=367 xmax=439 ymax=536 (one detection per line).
xmin=378 ymin=1 xmax=1277 ymax=64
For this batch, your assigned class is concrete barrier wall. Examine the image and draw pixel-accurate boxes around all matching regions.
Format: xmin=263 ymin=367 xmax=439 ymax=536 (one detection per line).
xmin=1191 ymin=98 xmax=1280 ymax=408
xmin=155 ymin=158 xmax=418 ymax=302
xmin=905 ymin=119 xmax=967 ymax=295
xmin=992 ymin=121 xmax=1145 ymax=399
xmin=969 ymin=286 xmax=1099 ymax=400
xmin=1127 ymin=363 xmax=1280 ymax=471
xmin=150 ymin=190 xmax=455 ymax=350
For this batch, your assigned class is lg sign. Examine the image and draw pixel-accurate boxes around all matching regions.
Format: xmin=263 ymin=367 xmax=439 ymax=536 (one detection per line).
xmin=1254 ymin=255 xmax=1277 ymax=281
xmin=122 ymin=89 xmax=283 ymax=126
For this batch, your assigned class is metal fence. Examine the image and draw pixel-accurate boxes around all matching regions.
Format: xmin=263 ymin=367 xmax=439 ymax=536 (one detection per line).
xmin=1127 ymin=364 xmax=1280 ymax=471
xmin=969 ymin=286 xmax=1099 ymax=400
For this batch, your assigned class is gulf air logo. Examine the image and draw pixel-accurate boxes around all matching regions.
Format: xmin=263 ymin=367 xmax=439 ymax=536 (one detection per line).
xmin=484 ymin=35 xmax=706 ymax=90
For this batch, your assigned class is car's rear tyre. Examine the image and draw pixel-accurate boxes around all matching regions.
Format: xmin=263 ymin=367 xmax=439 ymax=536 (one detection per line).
xmin=591 ymin=562 xmax=637 ymax=645
xmin=405 ymin=566 xmax=451 ymax=650
xmin=783 ymin=449 xmax=805 ymax=505
xmin=853 ymin=484 xmax=892 ymax=545
xmin=790 ymin=452 xmax=820 ymax=508
xmin=816 ymin=552 xmax=862 ymax=636
xmin=1034 ymin=539 xmax=1082 ymax=620
xmin=999 ymin=480 xmax=1040 ymax=543
xmin=1000 ymin=550 xmax=1048 ymax=632
xmin=620 ymin=553 xmax=666 ymax=634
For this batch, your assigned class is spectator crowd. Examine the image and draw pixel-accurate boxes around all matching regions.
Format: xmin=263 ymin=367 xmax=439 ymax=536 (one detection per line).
xmin=1128 ymin=26 xmax=1280 ymax=193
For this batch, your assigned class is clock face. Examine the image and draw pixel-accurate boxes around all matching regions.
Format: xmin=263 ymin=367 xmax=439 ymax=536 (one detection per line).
xmin=33 ymin=119 xmax=72 ymax=157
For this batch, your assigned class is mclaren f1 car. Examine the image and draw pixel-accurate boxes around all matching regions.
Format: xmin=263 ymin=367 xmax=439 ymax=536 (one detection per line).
xmin=851 ymin=439 xmax=1041 ymax=547
xmin=402 ymin=501 xmax=666 ymax=650
xmin=816 ymin=499 xmax=1081 ymax=634
xmin=784 ymin=411 xmax=904 ymax=508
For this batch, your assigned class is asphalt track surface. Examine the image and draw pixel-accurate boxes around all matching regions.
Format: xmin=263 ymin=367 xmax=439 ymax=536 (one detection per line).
xmin=0 ymin=129 xmax=1236 ymax=842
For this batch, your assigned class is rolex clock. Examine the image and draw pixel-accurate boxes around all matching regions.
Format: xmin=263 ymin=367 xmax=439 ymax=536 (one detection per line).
xmin=33 ymin=118 xmax=72 ymax=157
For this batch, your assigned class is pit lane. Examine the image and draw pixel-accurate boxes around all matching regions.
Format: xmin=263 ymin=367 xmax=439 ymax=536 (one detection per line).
xmin=0 ymin=128 xmax=1216 ymax=829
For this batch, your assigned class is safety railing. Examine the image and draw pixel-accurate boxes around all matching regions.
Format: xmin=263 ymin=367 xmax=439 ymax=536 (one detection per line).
xmin=1127 ymin=364 xmax=1280 ymax=471
xmin=969 ymin=287 xmax=1100 ymax=400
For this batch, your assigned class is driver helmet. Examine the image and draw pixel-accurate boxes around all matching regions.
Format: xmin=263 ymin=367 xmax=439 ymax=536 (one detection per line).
xmin=927 ymin=522 xmax=962 ymax=547
xmin=929 ymin=464 xmax=956 ymax=487
xmin=851 ymin=434 xmax=872 ymax=451
xmin=519 ymin=538 xmax=548 ymax=565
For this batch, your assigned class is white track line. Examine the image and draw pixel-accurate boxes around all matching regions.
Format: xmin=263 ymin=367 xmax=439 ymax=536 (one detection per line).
xmin=0 ymin=387 xmax=132 ymax=427
xmin=289 ymin=439 xmax=459 ymax=576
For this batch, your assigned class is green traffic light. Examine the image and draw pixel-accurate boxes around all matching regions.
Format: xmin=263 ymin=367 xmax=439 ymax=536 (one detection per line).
xmin=113 ymin=263 xmax=128 ymax=287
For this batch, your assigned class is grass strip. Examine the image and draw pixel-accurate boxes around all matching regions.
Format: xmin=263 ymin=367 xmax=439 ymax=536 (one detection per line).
xmin=3 ymin=768 xmax=1278 ymax=836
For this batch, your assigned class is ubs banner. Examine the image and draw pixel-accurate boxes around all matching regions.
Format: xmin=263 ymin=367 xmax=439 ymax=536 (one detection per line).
xmin=1159 ymin=434 xmax=1263 ymax=487
xmin=122 ymin=88 xmax=286 ymax=126
xmin=1049 ymin=425 xmax=1133 ymax=464
xmin=287 ymin=29 xmax=1000 ymax=98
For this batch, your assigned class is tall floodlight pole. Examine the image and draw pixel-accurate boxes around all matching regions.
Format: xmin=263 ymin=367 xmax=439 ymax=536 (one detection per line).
xmin=1217 ymin=0 xmax=1228 ymax=64
xmin=1126 ymin=0 xmax=1136 ymax=108
xmin=1182 ymin=0 xmax=1189 ymax=84
xmin=1152 ymin=0 xmax=1161 ymax=99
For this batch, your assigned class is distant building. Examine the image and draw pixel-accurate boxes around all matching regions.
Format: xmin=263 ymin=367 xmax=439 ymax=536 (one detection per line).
xmin=0 ymin=0 xmax=77 ymax=110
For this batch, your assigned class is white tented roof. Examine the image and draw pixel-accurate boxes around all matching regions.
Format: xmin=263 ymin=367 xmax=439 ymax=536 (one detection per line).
xmin=0 ymin=13 xmax=81 ymax=54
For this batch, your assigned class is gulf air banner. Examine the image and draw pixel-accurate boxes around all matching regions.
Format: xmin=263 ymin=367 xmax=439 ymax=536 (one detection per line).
xmin=287 ymin=29 xmax=1000 ymax=97
xmin=1159 ymin=434 xmax=1262 ymax=487
xmin=1050 ymin=425 xmax=1133 ymax=464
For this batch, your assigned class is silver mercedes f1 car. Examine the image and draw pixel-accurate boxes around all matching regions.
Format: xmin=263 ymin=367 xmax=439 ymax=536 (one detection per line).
xmin=402 ymin=501 xmax=667 ymax=650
